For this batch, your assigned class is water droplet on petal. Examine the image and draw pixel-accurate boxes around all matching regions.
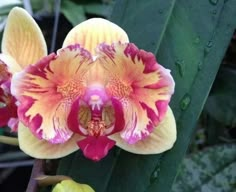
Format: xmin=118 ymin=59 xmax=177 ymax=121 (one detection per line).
xmin=175 ymin=59 xmax=185 ymax=77
xmin=209 ymin=0 xmax=218 ymax=5
xmin=180 ymin=94 xmax=191 ymax=110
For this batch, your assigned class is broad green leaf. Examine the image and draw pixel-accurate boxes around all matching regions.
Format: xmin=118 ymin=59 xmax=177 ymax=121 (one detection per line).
xmin=61 ymin=0 xmax=86 ymax=26
xmin=172 ymin=144 xmax=236 ymax=192
xmin=205 ymin=67 xmax=236 ymax=126
xmin=56 ymin=0 xmax=236 ymax=192
xmin=84 ymin=3 xmax=112 ymax=18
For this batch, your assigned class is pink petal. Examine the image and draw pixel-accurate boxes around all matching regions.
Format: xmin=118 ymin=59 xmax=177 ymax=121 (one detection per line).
xmin=77 ymin=136 xmax=116 ymax=161
xmin=11 ymin=45 xmax=93 ymax=143
xmin=0 ymin=86 xmax=17 ymax=129
xmin=97 ymin=42 xmax=175 ymax=144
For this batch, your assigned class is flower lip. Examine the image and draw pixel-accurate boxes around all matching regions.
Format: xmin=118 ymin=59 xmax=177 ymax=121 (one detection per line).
xmin=77 ymin=136 xmax=116 ymax=161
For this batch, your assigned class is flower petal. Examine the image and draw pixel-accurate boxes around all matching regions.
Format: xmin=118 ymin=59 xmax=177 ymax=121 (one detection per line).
xmin=63 ymin=18 xmax=129 ymax=54
xmin=0 ymin=107 xmax=14 ymax=127
xmin=98 ymin=43 xmax=175 ymax=143
xmin=2 ymin=7 xmax=47 ymax=69
xmin=52 ymin=180 xmax=95 ymax=192
xmin=18 ymin=123 xmax=83 ymax=159
xmin=77 ymin=136 xmax=116 ymax=161
xmin=0 ymin=82 xmax=17 ymax=129
xmin=110 ymin=107 xmax=176 ymax=154
xmin=0 ymin=54 xmax=21 ymax=74
xmin=11 ymin=45 xmax=93 ymax=143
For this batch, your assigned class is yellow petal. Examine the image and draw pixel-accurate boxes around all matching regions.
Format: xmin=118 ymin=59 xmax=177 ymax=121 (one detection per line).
xmin=0 ymin=54 xmax=21 ymax=74
xmin=110 ymin=107 xmax=176 ymax=154
xmin=2 ymin=7 xmax=47 ymax=69
xmin=63 ymin=18 xmax=129 ymax=55
xmin=52 ymin=180 xmax=95 ymax=192
xmin=18 ymin=123 xmax=83 ymax=159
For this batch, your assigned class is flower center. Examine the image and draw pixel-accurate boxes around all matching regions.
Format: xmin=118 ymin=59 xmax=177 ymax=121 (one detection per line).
xmin=87 ymin=118 xmax=106 ymax=137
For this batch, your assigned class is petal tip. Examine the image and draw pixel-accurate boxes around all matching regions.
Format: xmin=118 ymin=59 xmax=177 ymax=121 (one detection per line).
xmin=63 ymin=18 xmax=129 ymax=54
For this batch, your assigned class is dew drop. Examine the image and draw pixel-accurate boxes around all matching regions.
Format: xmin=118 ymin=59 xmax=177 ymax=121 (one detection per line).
xmin=211 ymin=9 xmax=217 ymax=15
xmin=207 ymin=41 xmax=213 ymax=48
xmin=198 ymin=61 xmax=203 ymax=71
xmin=194 ymin=36 xmax=200 ymax=44
xmin=150 ymin=163 xmax=161 ymax=183
xmin=209 ymin=0 xmax=218 ymax=5
xmin=175 ymin=59 xmax=185 ymax=77
xmin=180 ymin=94 xmax=191 ymax=110
xmin=159 ymin=9 xmax=163 ymax=14
xmin=204 ymin=41 xmax=213 ymax=54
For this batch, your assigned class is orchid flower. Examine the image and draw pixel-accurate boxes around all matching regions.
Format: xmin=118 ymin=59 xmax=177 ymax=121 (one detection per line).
xmin=4 ymin=7 xmax=176 ymax=161
xmin=0 ymin=60 xmax=18 ymax=130
xmin=0 ymin=6 xmax=47 ymax=132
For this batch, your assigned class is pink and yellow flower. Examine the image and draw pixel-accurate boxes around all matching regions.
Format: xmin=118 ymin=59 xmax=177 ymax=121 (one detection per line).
xmin=0 ymin=60 xmax=18 ymax=130
xmin=4 ymin=7 xmax=176 ymax=161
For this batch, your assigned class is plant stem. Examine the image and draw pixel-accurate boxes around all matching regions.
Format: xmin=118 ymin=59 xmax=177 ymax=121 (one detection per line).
xmin=0 ymin=160 xmax=34 ymax=168
xmin=23 ymin=0 xmax=33 ymax=15
xmin=0 ymin=136 xmax=18 ymax=146
xmin=26 ymin=159 xmax=45 ymax=192
xmin=36 ymin=175 xmax=72 ymax=186
xmin=0 ymin=151 xmax=29 ymax=162
xmin=50 ymin=0 xmax=61 ymax=52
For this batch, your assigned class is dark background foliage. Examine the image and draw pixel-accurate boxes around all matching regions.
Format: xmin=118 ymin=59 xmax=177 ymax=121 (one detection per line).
xmin=0 ymin=0 xmax=235 ymax=191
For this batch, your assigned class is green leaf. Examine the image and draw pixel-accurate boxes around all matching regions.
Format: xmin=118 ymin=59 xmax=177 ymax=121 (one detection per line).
xmin=205 ymin=67 xmax=236 ymax=126
xmin=61 ymin=0 xmax=86 ymax=26
xmin=172 ymin=144 xmax=236 ymax=192
xmin=56 ymin=0 xmax=236 ymax=192
xmin=84 ymin=3 xmax=112 ymax=18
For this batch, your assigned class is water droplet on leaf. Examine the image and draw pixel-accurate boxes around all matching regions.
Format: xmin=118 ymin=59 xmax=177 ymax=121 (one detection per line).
xmin=180 ymin=94 xmax=191 ymax=110
xmin=150 ymin=162 xmax=161 ymax=183
xmin=209 ymin=0 xmax=218 ymax=5
xmin=175 ymin=59 xmax=185 ymax=77
xmin=204 ymin=41 xmax=213 ymax=54
xmin=194 ymin=36 xmax=200 ymax=44
xmin=198 ymin=61 xmax=203 ymax=70
xmin=211 ymin=9 xmax=217 ymax=15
